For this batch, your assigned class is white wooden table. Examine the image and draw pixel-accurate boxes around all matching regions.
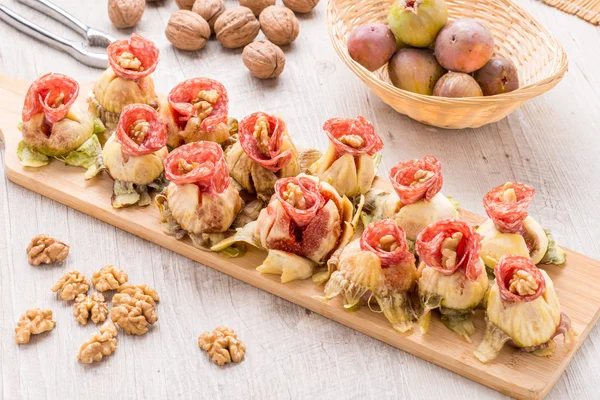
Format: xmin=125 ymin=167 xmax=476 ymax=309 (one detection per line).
xmin=1 ymin=0 xmax=599 ymax=398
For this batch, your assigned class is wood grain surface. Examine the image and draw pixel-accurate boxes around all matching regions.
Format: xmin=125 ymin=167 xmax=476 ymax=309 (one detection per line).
xmin=1 ymin=0 xmax=600 ymax=399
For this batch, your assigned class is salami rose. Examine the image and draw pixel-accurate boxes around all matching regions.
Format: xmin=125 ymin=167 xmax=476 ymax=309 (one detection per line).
xmin=168 ymin=78 xmax=228 ymax=132
xmin=22 ymin=73 xmax=79 ymax=124
xmin=323 ymin=116 xmax=383 ymax=156
xmin=164 ymin=141 xmax=230 ymax=196
xmin=116 ymin=104 xmax=167 ymax=156
xmin=494 ymin=255 xmax=546 ymax=302
xmin=108 ymin=33 xmax=159 ymax=81
xmin=415 ymin=218 xmax=482 ymax=281
xmin=483 ymin=182 xmax=535 ymax=234
xmin=360 ymin=219 xmax=415 ymax=268
xmin=238 ymin=112 xmax=293 ymax=172
xmin=390 ymin=155 xmax=443 ymax=205
xmin=274 ymin=177 xmax=325 ymax=228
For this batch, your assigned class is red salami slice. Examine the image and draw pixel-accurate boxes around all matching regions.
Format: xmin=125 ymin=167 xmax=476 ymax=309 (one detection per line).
xmin=116 ymin=104 xmax=167 ymax=156
xmin=22 ymin=73 xmax=79 ymax=124
xmin=360 ymin=219 xmax=415 ymax=268
xmin=274 ymin=177 xmax=324 ymax=228
xmin=164 ymin=141 xmax=230 ymax=196
xmin=494 ymin=255 xmax=545 ymax=302
xmin=238 ymin=112 xmax=292 ymax=172
xmin=108 ymin=33 xmax=159 ymax=81
xmin=167 ymin=78 xmax=228 ymax=132
xmin=415 ymin=218 xmax=482 ymax=281
xmin=389 ymin=155 xmax=443 ymax=205
xmin=483 ymin=182 xmax=535 ymax=234
xmin=323 ymin=116 xmax=383 ymax=156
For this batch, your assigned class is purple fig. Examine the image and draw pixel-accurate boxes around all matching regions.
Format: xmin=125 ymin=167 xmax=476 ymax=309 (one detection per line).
xmin=347 ymin=24 xmax=397 ymax=72
xmin=474 ymin=57 xmax=519 ymax=95
xmin=433 ymin=72 xmax=483 ymax=98
xmin=388 ymin=48 xmax=446 ymax=95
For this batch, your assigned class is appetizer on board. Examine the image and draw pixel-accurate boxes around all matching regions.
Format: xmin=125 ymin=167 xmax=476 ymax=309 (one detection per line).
xmin=416 ymin=218 xmax=488 ymax=342
xmin=322 ymin=219 xmax=417 ymax=332
xmin=474 ymin=255 xmax=575 ymax=362
xmin=89 ymin=34 xmax=160 ymax=130
xmin=226 ymin=112 xmax=300 ymax=202
xmin=305 ymin=116 xmax=383 ymax=198
xmin=102 ymin=104 xmax=168 ymax=208
xmin=18 ymin=73 xmax=105 ymax=177
xmin=477 ymin=182 xmax=566 ymax=273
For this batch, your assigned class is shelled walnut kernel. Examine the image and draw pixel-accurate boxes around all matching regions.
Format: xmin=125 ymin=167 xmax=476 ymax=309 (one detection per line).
xmin=78 ymin=321 xmax=118 ymax=364
xmin=92 ymin=265 xmax=129 ymax=292
xmin=198 ymin=326 xmax=246 ymax=366
xmin=73 ymin=293 xmax=109 ymax=325
xmin=15 ymin=308 xmax=56 ymax=344
xmin=110 ymin=284 xmax=159 ymax=335
xmin=26 ymin=234 xmax=70 ymax=266
xmin=51 ymin=270 xmax=90 ymax=301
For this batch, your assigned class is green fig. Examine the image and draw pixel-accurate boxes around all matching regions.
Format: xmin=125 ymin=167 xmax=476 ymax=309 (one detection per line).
xmin=388 ymin=0 xmax=448 ymax=48
xmin=388 ymin=48 xmax=446 ymax=95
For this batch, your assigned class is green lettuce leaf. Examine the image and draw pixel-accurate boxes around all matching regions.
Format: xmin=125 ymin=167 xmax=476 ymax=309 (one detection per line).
xmin=62 ymin=135 xmax=105 ymax=179
xmin=447 ymin=196 xmax=460 ymax=211
xmin=17 ymin=141 xmax=49 ymax=167
xmin=540 ymin=229 xmax=566 ymax=265
xmin=92 ymin=118 xmax=106 ymax=135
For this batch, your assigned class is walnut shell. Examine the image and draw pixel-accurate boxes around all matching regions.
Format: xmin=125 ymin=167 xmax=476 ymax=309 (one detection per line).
xmin=176 ymin=0 xmax=196 ymax=10
xmin=192 ymin=0 xmax=226 ymax=32
xmin=242 ymin=40 xmax=285 ymax=79
xmin=166 ymin=10 xmax=210 ymax=51
xmin=240 ymin=0 xmax=275 ymax=16
xmin=214 ymin=7 xmax=260 ymax=49
xmin=259 ymin=6 xmax=299 ymax=46
xmin=282 ymin=0 xmax=319 ymax=13
xmin=108 ymin=0 xmax=145 ymax=29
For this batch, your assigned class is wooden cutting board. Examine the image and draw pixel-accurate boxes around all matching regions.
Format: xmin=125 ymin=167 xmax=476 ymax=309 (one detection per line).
xmin=1 ymin=74 xmax=598 ymax=400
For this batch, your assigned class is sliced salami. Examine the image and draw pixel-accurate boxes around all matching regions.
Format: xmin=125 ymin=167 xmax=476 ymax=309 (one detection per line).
xmin=108 ymin=33 xmax=159 ymax=81
xmin=164 ymin=141 xmax=230 ymax=196
xmin=274 ymin=177 xmax=324 ymax=228
xmin=238 ymin=112 xmax=292 ymax=172
xmin=167 ymin=78 xmax=228 ymax=132
xmin=323 ymin=116 xmax=383 ymax=156
xmin=360 ymin=219 xmax=415 ymax=268
xmin=22 ymin=73 xmax=79 ymax=124
xmin=390 ymin=155 xmax=443 ymax=205
xmin=483 ymin=182 xmax=535 ymax=234
xmin=415 ymin=218 xmax=482 ymax=281
xmin=494 ymin=255 xmax=545 ymax=302
xmin=116 ymin=104 xmax=167 ymax=156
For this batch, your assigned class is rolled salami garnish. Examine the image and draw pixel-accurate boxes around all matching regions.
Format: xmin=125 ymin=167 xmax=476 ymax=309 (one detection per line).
xmin=22 ymin=73 xmax=79 ymax=124
xmin=389 ymin=155 xmax=443 ymax=205
xmin=238 ymin=112 xmax=292 ymax=172
xmin=164 ymin=141 xmax=230 ymax=196
xmin=274 ymin=176 xmax=324 ymax=228
xmin=168 ymin=78 xmax=228 ymax=132
xmin=483 ymin=182 xmax=535 ymax=233
xmin=107 ymin=33 xmax=159 ymax=81
xmin=360 ymin=219 xmax=415 ymax=268
xmin=416 ymin=218 xmax=482 ymax=281
xmin=116 ymin=104 xmax=167 ymax=156
xmin=494 ymin=255 xmax=545 ymax=302
xmin=323 ymin=116 xmax=383 ymax=156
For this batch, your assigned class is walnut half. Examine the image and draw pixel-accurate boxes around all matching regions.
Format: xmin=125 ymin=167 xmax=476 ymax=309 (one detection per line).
xmin=92 ymin=265 xmax=129 ymax=292
xmin=73 ymin=293 xmax=109 ymax=325
xmin=198 ymin=326 xmax=246 ymax=366
xmin=15 ymin=308 xmax=56 ymax=344
xmin=51 ymin=270 xmax=90 ymax=301
xmin=78 ymin=321 xmax=118 ymax=364
xmin=110 ymin=284 xmax=159 ymax=335
xmin=26 ymin=234 xmax=70 ymax=266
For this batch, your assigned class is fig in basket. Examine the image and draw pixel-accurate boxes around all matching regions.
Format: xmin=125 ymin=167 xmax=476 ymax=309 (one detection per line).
xmin=474 ymin=56 xmax=520 ymax=96
xmin=347 ymin=24 xmax=397 ymax=72
xmin=388 ymin=48 xmax=446 ymax=95
xmin=362 ymin=155 xmax=458 ymax=242
xmin=433 ymin=72 xmax=483 ymax=98
xmin=474 ymin=255 xmax=576 ymax=362
xmin=477 ymin=182 xmax=566 ymax=274
xmin=211 ymin=174 xmax=360 ymax=283
xmin=89 ymin=34 xmax=160 ymax=131
xmin=304 ymin=116 xmax=383 ymax=198
xmin=416 ymin=219 xmax=488 ymax=342
xmin=388 ymin=0 xmax=448 ymax=48
xmin=18 ymin=73 xmax=106 ymax=178
xmin=226 ymin=112 xmax=300 ymax=202
xmin=321 ymin=220 xmax=418 ymax=333
xmin=102 ymin=104 xmax=168 ymax=208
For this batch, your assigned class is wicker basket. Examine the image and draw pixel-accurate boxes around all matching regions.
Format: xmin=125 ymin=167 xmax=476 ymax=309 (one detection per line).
xmin=327 ymin=0 xmax=568 ymax=129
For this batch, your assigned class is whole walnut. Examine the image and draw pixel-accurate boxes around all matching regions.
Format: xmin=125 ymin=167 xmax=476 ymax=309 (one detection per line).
xmin=242 ymin=40 xmax=285 ymax=79
xmin=240 ymin=0 xmax=275 ymax=16
xmin=176 ymin=0 xmax=196 ymax=10
xmin=214 ymin=6 xmax=260 ymax=49
xmin=108 ymin=0 xmax=145 ymax=29
xmin=192 ymin=0 xmax=226 ymax=32
xmin=282 ymin=0 xmax=319 ymax=13
xmin=259 ymin=6 xmax=299 ymax=46
xmin=166 ymin=10 xmax=211 ymax=51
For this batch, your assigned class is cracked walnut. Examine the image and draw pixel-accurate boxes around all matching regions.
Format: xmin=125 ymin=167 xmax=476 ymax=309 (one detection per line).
xmin=26 ymin=234 xmax=70 ymax=266
xmin=78 ymin=321 xmax=118 ymax=364
xmin=198 ymin=326 xmax=246 ymax=366
xmin=51 ymin=270 xmax=90 ymax=301
xmin=73 ymin=293 xmax=109 ymax=325
xmin=92 ymin=265 xmax=129 ymax=292
xmin=15 ymin=308 xmax=56 ymax=344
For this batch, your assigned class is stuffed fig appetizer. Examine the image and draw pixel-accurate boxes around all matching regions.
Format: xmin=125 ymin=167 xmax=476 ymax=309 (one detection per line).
xmin=474 ymin=255 xmax=575 ymax=362
xmin=322 ymin=219 xmax=417 ymax=332
xmin=226 ymin=112 xmax=300 ymax=202
xmin=415 ymin=218 xmax=488 ymax=342
xmin=89 ymin=33 xmax=160 ymax=130
xmin=18 ymin=73 xmax=105 ymax=178
xmin=102 ymin=104 xmax=168 ymax=208
xmin=305 ymin=116 xmax=383 ymax=198
xmin=477 ymin=182 xmax=566 ymax=274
